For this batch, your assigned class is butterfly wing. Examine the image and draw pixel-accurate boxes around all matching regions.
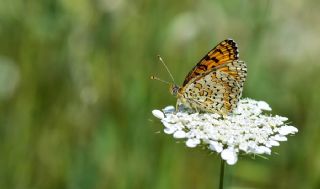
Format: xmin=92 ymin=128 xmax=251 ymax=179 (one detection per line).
xmin=181 ymin=60 xmax=247 ymax=114
xmin=215 ymin=60 xmax=247 ymax=90
xmin=182 ymin=39 xmax=239 ymax=86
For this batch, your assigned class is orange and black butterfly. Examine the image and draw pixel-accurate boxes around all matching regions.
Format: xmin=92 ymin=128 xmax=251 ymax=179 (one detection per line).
xmin=152 ymin=39 xmax=247 ymax=115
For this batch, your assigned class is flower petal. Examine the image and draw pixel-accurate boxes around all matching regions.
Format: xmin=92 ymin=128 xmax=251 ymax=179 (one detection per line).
xmin=266 ymin=140 xmax=280 ymax=147
xmin=152 ymin=110 xmax=165 ymax=119
xmin=209 ymin=141 xmax=223 ymax=153
xmin=173 ymin=130 xmax=186 ymax=138
xmin=278 ymin=126 xmax=299 ymax=135
xmin=164 ymin=127 xmax=176 ymax=134
xmin=258 ymin=101 xmax=272 ymax=111
xmin=272 ymin=134 xmax=288 ymax=141
xmin=186 ymin=138 xmax=200 ymax=148
xmin=256 ymin=146 xmax=271 ymax=155
xmin=163 ymin=106 xmax=175 ymax=113
xmin=221 ymin=148 xmax=238 ymax=165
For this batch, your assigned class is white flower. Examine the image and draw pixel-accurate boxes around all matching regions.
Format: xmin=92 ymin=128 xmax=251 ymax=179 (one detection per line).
xmin=257 ymin=101 xmax=272 ymax=111
xmin=152 ymin=98 xmax=298 ymax=165
xmin=173 ymin=130 xmax=186 ymax=138
xmin=221 ymin=148 xmax=238 ymax=165
xmin=186 ymin=138 xmax=200 ymax=148
xmin=152 ymin=110 xmax=165 ymax=119
xmin=209 ymin=141 xmax=223 ymax=153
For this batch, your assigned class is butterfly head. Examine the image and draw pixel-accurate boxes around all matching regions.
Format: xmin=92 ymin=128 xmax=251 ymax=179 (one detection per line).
xmin=169 ymin=84 xmax=180 ymax=97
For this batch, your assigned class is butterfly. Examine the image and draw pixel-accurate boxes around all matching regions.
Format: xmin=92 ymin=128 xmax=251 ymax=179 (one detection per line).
xmin=152 ymin=39 xmax=247 ymax=115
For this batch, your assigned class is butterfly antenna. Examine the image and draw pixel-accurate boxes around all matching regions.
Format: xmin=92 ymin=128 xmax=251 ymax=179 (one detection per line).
xmin=150 ymin=75 xmax=171 ymax=85
xmin=157 ymin=55 xmax=176 ymax=83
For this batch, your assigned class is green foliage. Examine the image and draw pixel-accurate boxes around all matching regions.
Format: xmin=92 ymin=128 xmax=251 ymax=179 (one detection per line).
xmin=1 ymin=0 xmax=320 ymax=188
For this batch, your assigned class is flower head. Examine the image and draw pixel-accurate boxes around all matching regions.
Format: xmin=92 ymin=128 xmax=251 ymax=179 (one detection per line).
xmin=152 ymin=98 xmax=298 ymax=165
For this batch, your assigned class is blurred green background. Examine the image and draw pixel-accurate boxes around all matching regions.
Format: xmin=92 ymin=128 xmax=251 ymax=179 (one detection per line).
xmin=1 ymin=0 xmax=320 ymax=188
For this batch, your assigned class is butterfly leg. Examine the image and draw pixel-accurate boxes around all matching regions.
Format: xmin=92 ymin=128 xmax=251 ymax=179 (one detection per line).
xmin=185 ymin=98 xmax=201 ymax=113
xmin=195 ymin=106 xmax=199 ymax=113
xmin=175 ymin=99 xmax=182 ymax=113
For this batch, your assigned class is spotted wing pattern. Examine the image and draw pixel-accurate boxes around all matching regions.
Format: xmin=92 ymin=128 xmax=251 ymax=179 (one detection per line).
xmin=182 ymin=39 xmax=239 ymax=86
xmin=178 ymin=39 xmax=247 ymax=114
xmin=180 ymin=60 xmax=247 ymax=114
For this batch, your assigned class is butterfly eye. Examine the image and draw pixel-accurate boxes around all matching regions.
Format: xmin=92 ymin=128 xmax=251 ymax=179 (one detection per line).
xmin=169 ymin=85 xmax=179 ymax=96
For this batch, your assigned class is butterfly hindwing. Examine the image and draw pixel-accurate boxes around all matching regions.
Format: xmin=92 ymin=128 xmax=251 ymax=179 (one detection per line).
xmin=216 ymin=60 xmax=247 ymax=89
xmin=180 ymin=60 xmax=247 ymax=114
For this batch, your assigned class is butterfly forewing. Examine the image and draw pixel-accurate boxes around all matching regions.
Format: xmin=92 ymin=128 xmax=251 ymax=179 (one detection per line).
xmin=182 ymin=39 xmax=239 ymax=86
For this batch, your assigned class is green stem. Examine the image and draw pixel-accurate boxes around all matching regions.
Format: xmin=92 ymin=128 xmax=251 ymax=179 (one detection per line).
xmin=219 ymin=158 xmax=226 ymax=189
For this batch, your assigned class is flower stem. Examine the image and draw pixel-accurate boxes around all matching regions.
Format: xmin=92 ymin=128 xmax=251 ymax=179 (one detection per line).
xmin=219 ymin=158 xmax=225 ymax=189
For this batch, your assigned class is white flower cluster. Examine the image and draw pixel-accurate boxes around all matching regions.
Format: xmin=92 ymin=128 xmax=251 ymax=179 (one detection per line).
xmin=152 ymin=98 xmax=298 ymax=165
